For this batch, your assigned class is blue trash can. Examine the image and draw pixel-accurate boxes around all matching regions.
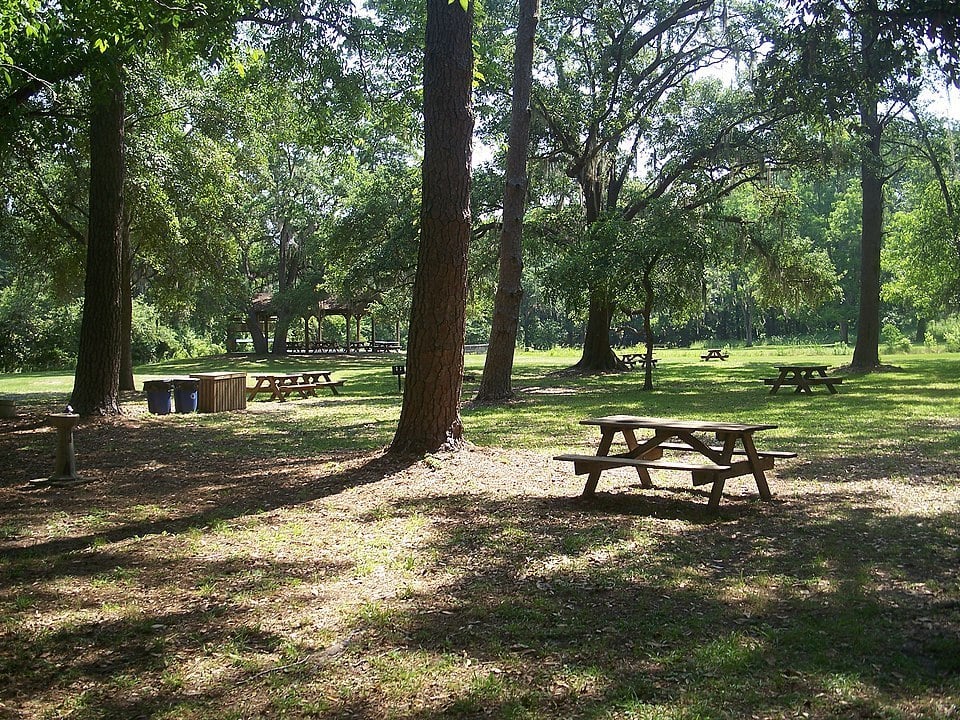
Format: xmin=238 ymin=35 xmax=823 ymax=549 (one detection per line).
xmin=143 ymin=380 xmax=172 ymax=415
xmin=172 ymin=378 xmax=199 ymax=413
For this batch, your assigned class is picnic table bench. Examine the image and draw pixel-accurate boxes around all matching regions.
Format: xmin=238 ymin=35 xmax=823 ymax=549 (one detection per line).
xmin=700 ymin=348 xmax=729 ymax=361
xmin=764 ymin=365 xmax=843 ymax=394
xmin=247 ymin=371 xmax=344 ymax=402
xmin=621 ymin=353 xmax=657 ymax=370
xmin=555 ymin=415 xmax=795 ymax=509
xmin=300 ymin=370 xmax=344 ymax=395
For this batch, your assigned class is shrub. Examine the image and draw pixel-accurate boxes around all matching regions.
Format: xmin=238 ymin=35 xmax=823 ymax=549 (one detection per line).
xmin=880 ymin=323 xmax=912 ymax=354
xmin=929 ymin=317 xmax=960 ymax=352
xmin=131 ymin=301 xmax=224 ymax=362
xmin=0 ymin=282 xmax=81 ymax=371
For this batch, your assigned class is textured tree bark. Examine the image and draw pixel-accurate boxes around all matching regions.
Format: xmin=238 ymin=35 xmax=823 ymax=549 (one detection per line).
xmin=475 ymin=0 xmax=539 ymax=403
xmin=272 ymin=222 xmax=294 ymax=354
xmin=851 ymin=36 xmax=883 ymax=371
xmin=246 ymin=309 xmax=269 ymax=354
xmin=570 ymin=154 xmax=622 ymax=373
xmin=640 ymin=265 xmax=656 ymax=391
xmin=852 ymin=128 xmax=883 ymax=370
xmin=574 ymin=290 xmax=621 ymax=372
xmin=391 ymin=0 xmax=473 ymax=454
xmin=70 ymin=59 xmax=125 ymax=416
xmin=119 ymin=213 xmax=135 ymax=392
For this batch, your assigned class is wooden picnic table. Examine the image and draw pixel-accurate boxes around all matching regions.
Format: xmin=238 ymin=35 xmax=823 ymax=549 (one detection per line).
xmin=313 ymin=340 xmax=340 ymax=353
xmin=700 ymin=348 xmax=729 ymax=361
xmin=247 ymin=371 xmax=344 ymax=402
xmin=764 ymin=365 xmax=843 ymax=394
xmin=555 ymin=415 xmax=795 ymax=509
xmin=621 ymin=353 xmax=657 ymax=370
xmin=247 ymin=373 xmax=305 ymax=402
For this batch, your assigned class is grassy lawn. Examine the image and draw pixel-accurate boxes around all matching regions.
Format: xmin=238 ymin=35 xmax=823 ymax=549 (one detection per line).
xmin=1 ymin=346 xmax=958 ymax=719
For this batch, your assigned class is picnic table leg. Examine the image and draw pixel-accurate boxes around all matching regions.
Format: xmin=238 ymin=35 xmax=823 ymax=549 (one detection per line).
xmin=817 ymin=369 xmax=839 ymax=394
xmin=621 ymin=428 xmax=654 ymax=488
xmin=582 ymin=428 xmax=616 ymax=498
xmin=740 ymin=433 xmax=773 ymax=501
xmin=247 ymin=378 xmax=268 ymax=401
xmin=707 ymin=478 xmax=727 ymax=509
xmin=703 ymin=432 xmax=739 ymax=509
xmin=769 ymin=372 xmax=786 ymax=395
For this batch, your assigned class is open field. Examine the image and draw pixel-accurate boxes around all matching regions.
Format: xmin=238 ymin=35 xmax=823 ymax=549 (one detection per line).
xmin=1 ymin=347 xmax=958 ymax=719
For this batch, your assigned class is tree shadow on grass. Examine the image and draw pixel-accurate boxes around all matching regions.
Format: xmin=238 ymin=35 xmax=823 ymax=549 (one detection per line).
xmin=2 ymin=403 xmax=958 ymax=718
xmin=0 ymin=416 xmax=417 ymax=567
xmin=541 ymin=488 xmax=764 ymax=525
xmin=374 ymin=490 xmax=960 ymax=718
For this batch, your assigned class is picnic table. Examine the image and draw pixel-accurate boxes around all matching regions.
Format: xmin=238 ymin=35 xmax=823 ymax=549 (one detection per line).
xmin=700 ymin=348 xmax=729 ymax=361
xmin=314 ymin=340 xmax=340 ymax=353
xmin=764 ymin=365 xmax=843 ymax=394
xmin=555 ymin=415 xmax=795 ymax=509
xmin=621 ymin=353 xmax=657 ymax=370
xmin=247 ymin=371 xmax=344 ymax=402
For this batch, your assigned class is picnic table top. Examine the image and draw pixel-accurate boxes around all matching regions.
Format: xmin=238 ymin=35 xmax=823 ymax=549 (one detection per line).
xmin=580 ymin=414 xmax=778 ymax=433
xmin=774 ymin=364 xmax=830 ymax=370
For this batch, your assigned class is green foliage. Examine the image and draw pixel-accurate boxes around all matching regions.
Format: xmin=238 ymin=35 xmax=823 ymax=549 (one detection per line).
xmin=880 ymin=323 xmax=911 ymax=354
xmin=929 ymin=316 xmax=960 ymax=352
xmin=0 ymin=285 xmax=224 ymax=372
xmin=322 ymin=161 xmax=419 ymax=312
xmin=130 ymin=300 xmax=224 ymax=364
xmin=884 ymin=178 xmax=960 ymax=316
xmin=0 ymin=279 xmax=80 ymax=371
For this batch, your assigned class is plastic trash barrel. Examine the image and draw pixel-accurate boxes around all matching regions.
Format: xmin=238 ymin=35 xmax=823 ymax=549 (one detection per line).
xmin=172 ymin=378 xmax=199 ymax=413
xmin=143 ymin=380 xmax=173 ymax=415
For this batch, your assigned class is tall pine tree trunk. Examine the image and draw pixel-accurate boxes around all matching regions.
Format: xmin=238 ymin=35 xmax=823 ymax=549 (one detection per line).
xmin=70 ymin=58 xmax=125 ymax=416
xmin=475 ymin=0 xmax=539 ymax=403
xmin=851 ymin=101 xmax=883 ymax=370
xmin=119 ymin=210 xmax=135 ymax=391
xmin=391 ymin=0 xmax=473 ymax=454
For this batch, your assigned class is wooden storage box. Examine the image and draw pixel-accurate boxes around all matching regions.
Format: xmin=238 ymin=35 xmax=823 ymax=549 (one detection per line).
xmin=189 ymin=372 xmax=247 ymax=412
